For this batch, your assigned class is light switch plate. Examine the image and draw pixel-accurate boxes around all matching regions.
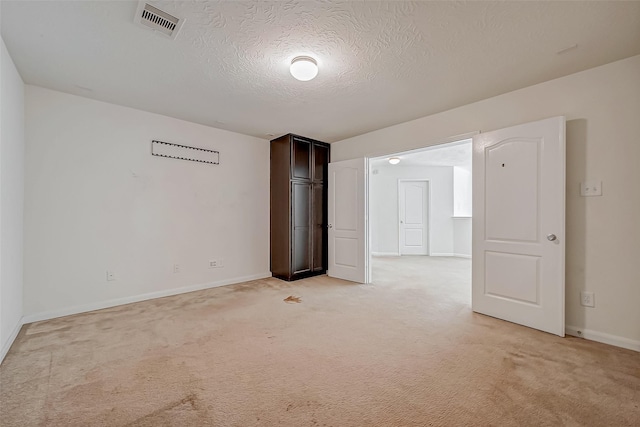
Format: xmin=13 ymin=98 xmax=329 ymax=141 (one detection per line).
xmin=580 ymin=181 xmax=602 ymax=197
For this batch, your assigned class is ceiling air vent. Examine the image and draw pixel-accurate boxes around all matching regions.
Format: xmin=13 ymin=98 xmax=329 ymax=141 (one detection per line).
xmin=134 ymin=2 xmax=185 ymax=40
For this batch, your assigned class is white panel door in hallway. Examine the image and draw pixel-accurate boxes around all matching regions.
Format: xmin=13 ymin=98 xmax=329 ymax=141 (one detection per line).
xmin=472 ymin=116 xmax=565 ymax=337
xmin=398 ymin=180 xmax=429 ymax=255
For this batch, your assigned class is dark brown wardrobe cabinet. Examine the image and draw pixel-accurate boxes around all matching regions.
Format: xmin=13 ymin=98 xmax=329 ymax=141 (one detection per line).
xmin=271 ymin=134 xmax=330 ymax=281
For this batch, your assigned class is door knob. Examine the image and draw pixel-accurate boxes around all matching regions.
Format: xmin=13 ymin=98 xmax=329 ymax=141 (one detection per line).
xmin=328 ymin=224 xmax=332 ymax=229
xmin=547 ymin=234 xmax=557 ymax=241
xmin=400 ymin=221 xmax=404 ymax=224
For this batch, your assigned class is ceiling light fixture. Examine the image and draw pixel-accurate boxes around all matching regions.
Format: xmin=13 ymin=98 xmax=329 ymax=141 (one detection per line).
xmin=389 ymin=157 xmax=401 ymax=165
xmin=290 ymin=56 xmax=318 ymax=81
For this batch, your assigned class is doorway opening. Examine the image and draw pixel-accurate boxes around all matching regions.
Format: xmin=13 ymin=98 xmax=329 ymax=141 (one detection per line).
xmin=327 ymin=118 xmax=565 ymax=336
xmin=367 ymin=138 xmax=473 ymax=288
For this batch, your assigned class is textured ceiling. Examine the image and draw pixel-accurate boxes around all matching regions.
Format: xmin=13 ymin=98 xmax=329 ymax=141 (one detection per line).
xmin=2 ymin=1 xmax=640 ymax=143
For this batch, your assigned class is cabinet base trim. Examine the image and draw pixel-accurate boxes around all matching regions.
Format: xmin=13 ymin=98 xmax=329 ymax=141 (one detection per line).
xmin=272 ymin=270 xmax=327 ymax=281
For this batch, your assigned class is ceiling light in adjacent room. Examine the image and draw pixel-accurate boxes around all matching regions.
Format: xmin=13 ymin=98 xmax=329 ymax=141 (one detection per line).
xmin=389 ymin=157 xmax=401 ymax=165
xmin=290 ymin=56 xmax=318 ymax=81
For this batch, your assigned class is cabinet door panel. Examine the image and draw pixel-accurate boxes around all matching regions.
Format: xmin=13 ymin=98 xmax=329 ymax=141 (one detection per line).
xmin=292 ymin=137 xmax=311 ymax=180
xmin=312 ymin=183 xmax=326 ymax=271
xmin=292 ymin=182 xmax=311 ymax=274
xmin=313 ymin=144 xmax=328 ymax=182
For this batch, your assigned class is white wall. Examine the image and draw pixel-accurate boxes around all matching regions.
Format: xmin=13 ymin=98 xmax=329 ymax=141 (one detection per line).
xmin=370 ymin=164 xmax=453 ymax=256
xmin=452 ymin=166 xmax=472 ymax=257
xmin=333 ymin=55 xmax=640 ymax=350
xmin=453 ymin=218 xmax=471 ymax=258
xmin=0 ymin=38 xmax=25 ymax=361
xmin=453 ymin=166 xmax=472 ymax=217
xmin=23 ymin=86 xmax=270 ymax=320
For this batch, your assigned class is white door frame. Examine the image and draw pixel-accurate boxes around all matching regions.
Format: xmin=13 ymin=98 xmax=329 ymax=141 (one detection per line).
xmin=365 ymin=158 xmax=370 ymax=283
xmin=397 ymin=179 xmax=431 ymax=256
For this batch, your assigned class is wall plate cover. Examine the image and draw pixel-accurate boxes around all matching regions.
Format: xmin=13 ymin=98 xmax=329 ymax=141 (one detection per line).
xmin=580 ymin=181 xmax=602 ymax=197
xmin=209 ymin=258 xmax=224 ymax=268
xmin=580 ymin=291 xmax=595 ymax=307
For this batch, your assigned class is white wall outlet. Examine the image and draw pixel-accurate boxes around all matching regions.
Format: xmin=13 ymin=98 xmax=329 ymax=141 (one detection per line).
xmin=173 ymin=264 xmax=181 ymax=273
xmin=209 ymin=258 xmax=224 ymax=268
xmin=106 ymin=271 xmax=116 ymax=281
xmin=580 ymin=180 xmax=602 ymax=197
xmin=580 ymin=291 xmax=595 ymax=307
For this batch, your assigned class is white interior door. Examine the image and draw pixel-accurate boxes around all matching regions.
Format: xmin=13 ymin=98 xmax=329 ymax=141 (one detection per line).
xmin=472 ymin=116 xmax=565 ymax=336
xmin=328 ymin=158 xmax=367 ymax=283
xmin=399 ymin=180 xmax=429 ymax=255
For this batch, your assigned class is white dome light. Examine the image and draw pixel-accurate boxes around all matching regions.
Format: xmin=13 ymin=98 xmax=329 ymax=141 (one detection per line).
xmin=290 ymin=56 xmax=318 ymax=81
xmin=388 ymin=157 xmax=401 ymax=165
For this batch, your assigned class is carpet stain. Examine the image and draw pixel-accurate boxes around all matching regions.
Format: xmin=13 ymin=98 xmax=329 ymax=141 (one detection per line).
xmin=284 ymin=295 xmax=302 ymax=303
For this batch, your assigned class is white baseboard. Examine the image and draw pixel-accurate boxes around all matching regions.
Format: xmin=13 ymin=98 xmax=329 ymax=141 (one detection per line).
xmin=371 ymin=252 xmax=400 ymax=257
xmin=453 ymin=253 xmax=472 ymax=259
xmin=1 ymin=318 xmax=24 ymax=364
xmin=22 ymin=272 xmax=272 ymax=325
xmin=430 ymin=253 xmax=455 ymax=257
xmin=565 ymin=325 xmax=640 ymax=352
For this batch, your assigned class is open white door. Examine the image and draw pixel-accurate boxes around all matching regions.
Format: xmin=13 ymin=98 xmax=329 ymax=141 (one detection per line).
xmin=472 ymin=116 xmax=565 ymax=336
xmin=328 ymin=158 xmax=368 ymax=283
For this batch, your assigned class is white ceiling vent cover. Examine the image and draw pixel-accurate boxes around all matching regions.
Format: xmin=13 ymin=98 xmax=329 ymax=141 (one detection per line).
xmin=134 ymin=2 xmax=185 ymax=39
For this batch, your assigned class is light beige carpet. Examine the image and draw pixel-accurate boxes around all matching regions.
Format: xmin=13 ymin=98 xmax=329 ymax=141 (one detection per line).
xmin=1 ymin=256 xmax=639 ymax=426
